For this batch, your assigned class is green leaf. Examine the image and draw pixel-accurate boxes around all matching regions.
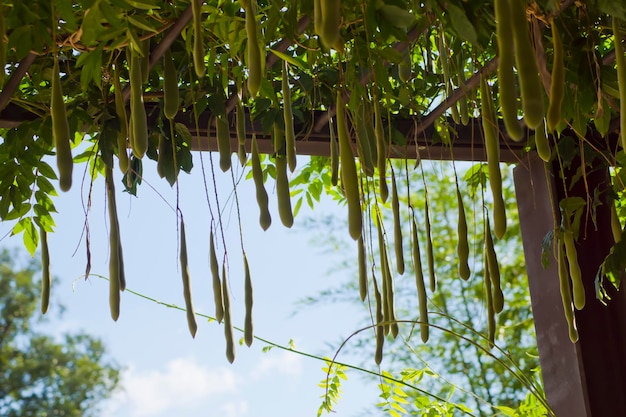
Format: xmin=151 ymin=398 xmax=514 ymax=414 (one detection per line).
xmin=20 ymin=217 xmax=39 ymax=257
xmin=446 ymin=3 xmax=478 ymax=45
xmin=269 ymin=49 xmax=308 ymax=70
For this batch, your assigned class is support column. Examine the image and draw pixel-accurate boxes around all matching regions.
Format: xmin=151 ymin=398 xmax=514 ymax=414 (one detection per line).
xmin=514 ymin=153 xmax=626 ymax=416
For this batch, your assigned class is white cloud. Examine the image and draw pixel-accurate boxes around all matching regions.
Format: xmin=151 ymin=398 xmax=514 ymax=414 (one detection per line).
xmin=251 ymin=351 xmax=303 ymax=379
xmin=220 ymin=401 xmax=249 ymax=417
xmin=105 ymin=357 xmax=238 ymax=417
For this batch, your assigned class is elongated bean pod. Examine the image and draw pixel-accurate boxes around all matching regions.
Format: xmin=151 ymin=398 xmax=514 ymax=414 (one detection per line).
xmin=105 ymin=166 xmax=120 ymax=321
xmin=510 ymin=0 xmax=544 ymax=128
xmin=209 ymin=230 xmax=224 ymax=323
xmin=377 ymin=220 xmax=390 ymax=336
xmin=251 ymin=135 xmax=272 ymax=230
xmin=140 ymin=38 xmax=150 ymax=83
xmin=336 ymin=92 xmax=362 ymax=240
xmin=215 ymin=116 xmax=232 ymax=172
xmin=180 ymin=220 xmax=198 ymax=338
xmin=192 ymin=0 xmax=205 ymax=78
xmin=129 ymin=48 xmax=148 ymax=158
xmin=495 ymin=0 xmax=524 ymax=141
xmin=535 ymin=119 xmax=551 ymax=162
xmin=358 ymin=236 xmax=368 ymax=302
xmin=353 ymin=103 xmax=375 ymax=177
xmin=318 ymin=0 xmax=341 ymax=49
xmin=547 ymin=21 xmax=564 ymax=133
xmin=412 ymin=216 xmax=429 ymax=343
xmin=40 ymin=226 xmax=51 ymax=314
xmin=374 ymin=99 xmax=388 ymax=202
xmin=244 ymin=254 xmax=254 ymax=346
xmin=456 ymin=188 xmax=471 ymax=280
xmin=485 ymin=218 xmax=504 ymax=313
xmin=51 ymin=58 xmax=73 ymax=192
xmin=163 ymin=48 xmax=179 ymax=120
xmin=329 ymin=117 xmax=339 ymax=186
xmin=480 ymin=76 xmax=507 ymax=239
xmin=236 ymin=97 xmax=247 ymax=166
xmin=484 ymin=247 xmax=496 ymax=349
xmin=563 ymin=229 xmax=585 ymax=310
xmin=424 ymin=197 xmax=436 ymax=292
xmin=613 ymin=16 xmax=626 ymax=150
xmin=245 ymin=1 xmax=262 ymax=97
xmin=222 ymin=261 xmax=235 ymax=363
xmin=275 ymin=153 xmax=294 ymax=228
xmin=373 ymin=275 xmax=384 ymax=365
xmin=558 ymin=238 xmax=578 ymax=343
xmin=113 ymin=64 xmax=129 ymax=174
xmin=391 ymin=170 xmax=404 ymax=275
xmin=282 ymin=61 xmax=297 ymax=172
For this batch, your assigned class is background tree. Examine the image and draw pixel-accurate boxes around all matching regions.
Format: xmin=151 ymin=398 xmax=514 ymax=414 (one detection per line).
xmin=0 ymin=249 xmax=120 ymax=417
xmin=302 ymin=162 xmax=545 ymax=416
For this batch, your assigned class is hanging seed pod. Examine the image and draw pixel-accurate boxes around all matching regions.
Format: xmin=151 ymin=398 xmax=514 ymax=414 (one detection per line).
xmin=336 ymin=92 xmax=362 ymax=240
xmin=105 ymin=166 xmax=121 ymax=321
xmin=484 ymin=245 xmax=496 ymax=349
xmin=209 ymin=230 xmax=224 ymax=323
xmin=251 ymin=135 xmax=272 ymax=230
xmin=329 ymin=117 xmax=339 ymax=186
xmin=424 ymin=197 xmax=436 ymax=292
xmin=358 ymin=236 xmax=368 ymax=302
xmin=113 ymin=64 xmax=130 ymax=174
xmin=51 ymin=58 xmax=73 ymax=192
xmin=547 ymin=21 xmax=564 ymax=133
xmin=215 ymin=115 xmax=232 ymax=172
xmin=243 ymin=254 xmax=254 ymax=346
xmin=180 ymin=219 xmax=198 ymax=338
xmin=244 ymin=0 xmax=262 ymax=97
xmin=562 ymin=229 xmax=585 ymax=310
xmin=40 ymin=226 xmax=51 ymax=314
xmin=510 ymin=0 xmax=544 ymax=129
xmin=558 ymin=238 xmax=579 ymax=343
xmin=373 ymin=275 xmax=384 ymax=365
xmin=318 ymin=0 xmax=341 ymax=49
xmin=192 ymin=0 xmax=205 ymax=78
xmin=535 ymin=119 xmax=551 ymax=162
xmin=480 ymin=76 xmax=507 ymax=239
xmin=494 ymin=0 xmax=524 ymax=141
xmin=391 ymin=170 xmax=404 ymax=275
xmin=411 ymin=216 xmax=429 ymax=343
xmin=222 ymin=261 xmax=235 ymax=363
xmin=236 ymin=96 xmax=247 ymax=166
xmin=163 ymin=48 xmax=180 ymax=120
xmin=485 ymin=217 xmax=504 ymax=314
xmin=282 ymin=61 xmax=297 ymax=172
xmin=129 ymin=48 xmax=148 ymax=159
xmin=374 ymin=99 xmax=389 ymax=202
xmin=456 ymin=187 xmax=471 ymax=280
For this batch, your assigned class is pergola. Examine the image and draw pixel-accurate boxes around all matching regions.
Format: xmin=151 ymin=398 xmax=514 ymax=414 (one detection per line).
xmin=1 ymin=1 xmax=626 ymax=415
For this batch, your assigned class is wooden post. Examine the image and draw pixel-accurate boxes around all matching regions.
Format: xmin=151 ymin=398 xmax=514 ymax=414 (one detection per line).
xmin=514 ymin=153 xmax=626 ymax=416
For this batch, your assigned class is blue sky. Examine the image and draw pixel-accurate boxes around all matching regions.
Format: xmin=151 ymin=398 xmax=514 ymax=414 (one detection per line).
xmin=2 ymin=153 xmax=382 ymax=417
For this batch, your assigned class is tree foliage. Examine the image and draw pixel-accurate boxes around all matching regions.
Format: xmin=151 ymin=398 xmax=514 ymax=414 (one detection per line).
xmin=0 ymin=249 xmax=120 ymax=417
xmin=303 ymin=163 xmax=546 ymax=416
xmin=0 ymin=0 xmax=625 ymax=366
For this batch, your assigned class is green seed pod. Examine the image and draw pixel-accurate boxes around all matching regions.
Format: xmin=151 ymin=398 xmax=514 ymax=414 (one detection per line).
xmin=180 ymin=220 xmax=198 ymax=338
xmin=51 ymin=58 xmax=73 ymax=192
xmin=163 ymin=48 xmax=180 ymax=120
xmin=411 ymin=216 xmax=429 ymax=343
xmin=336 ymin=92 xmax=362 ymax=240
xmin=40 ymin=226 xmax=51 ymax=314
xmin=510 ymin=0 xmax=545 ymax=128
